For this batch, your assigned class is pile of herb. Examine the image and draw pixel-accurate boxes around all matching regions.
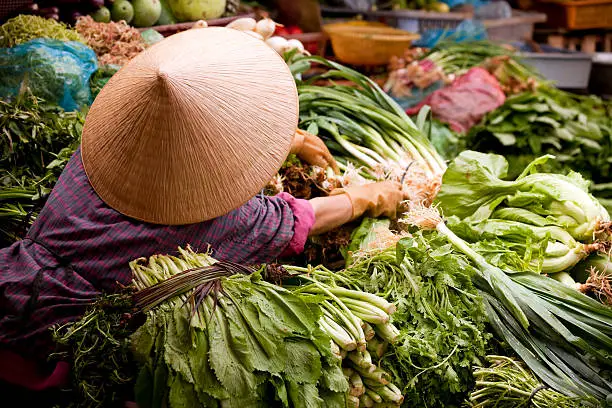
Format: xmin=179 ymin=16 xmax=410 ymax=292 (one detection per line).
xmin=306 ymin=218 xmax=489 ymax=407
xmin=50 ymin=292 xmax=138 ymax=408
xmin=0 ymin=93 xmax=83 ymax=245
xmin=0 ymin=15 xmax=84 ymax=48
xmin=130 ymin=247 xmax=347 ymax=408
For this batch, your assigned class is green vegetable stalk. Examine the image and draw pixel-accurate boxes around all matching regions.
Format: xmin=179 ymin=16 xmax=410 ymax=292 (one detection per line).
xmin=287 ymin=53 xmax=446 ymax=204
xmin=405 ymin=206 xmax=612 ymax=404
xmin=130 ymin=247 xmax=349 ymax=408
xmin=470 ymin=356 xmax=581 ymax=408
xmin=284 ymin=265 xmax=405 ymax=407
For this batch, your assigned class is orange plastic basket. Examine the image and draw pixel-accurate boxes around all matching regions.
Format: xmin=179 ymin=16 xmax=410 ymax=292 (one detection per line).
xmin=323 ymin=22 xmax=420 ymax=66
xmin=535 ymin=0 xmax=612 ymax=30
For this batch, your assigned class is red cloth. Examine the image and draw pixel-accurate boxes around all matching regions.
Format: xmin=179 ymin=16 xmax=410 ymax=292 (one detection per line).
xmin=406 ymin=67 xmax=506 ymax=133
xmin=0 ymin=350 xmax=69 ymax=390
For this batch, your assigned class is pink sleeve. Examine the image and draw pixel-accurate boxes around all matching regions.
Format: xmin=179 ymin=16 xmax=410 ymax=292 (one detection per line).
xmin=276 ymin=192 xmax=315 ymax=257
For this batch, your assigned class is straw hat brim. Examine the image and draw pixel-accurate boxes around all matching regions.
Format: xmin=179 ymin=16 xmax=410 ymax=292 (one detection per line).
xmin=81 ymin=27 xmax=299 ymax=225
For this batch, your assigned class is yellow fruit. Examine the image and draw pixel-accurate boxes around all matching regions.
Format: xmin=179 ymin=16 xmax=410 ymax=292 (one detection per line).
xmin=431 ymin=2 xmax=450 ymax=12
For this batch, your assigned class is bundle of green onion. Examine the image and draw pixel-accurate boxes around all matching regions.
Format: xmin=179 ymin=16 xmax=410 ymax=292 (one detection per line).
xmin=287 ymin=54 xmax=446 ymax=204
xmin=285 ymin=268 xmax=404 ymax=407
xmin=469 ymin=355 xmax=581 ymax=408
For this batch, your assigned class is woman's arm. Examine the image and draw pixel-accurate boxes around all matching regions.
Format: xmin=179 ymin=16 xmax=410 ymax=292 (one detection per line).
xmin=308 ymin=181 xmax=407 ymax=236
xmin=309 ymin=194 xmax=353 ymax=236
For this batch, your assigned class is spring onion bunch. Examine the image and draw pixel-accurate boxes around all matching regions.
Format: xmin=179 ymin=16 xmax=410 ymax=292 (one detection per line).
xmin=291 ymin=219 xmax=489 ymax=408
xmin=285 ymin=267 xmax=404 ymax=407
xmin=287 ymin=54 xmax=447 ymax=204
xmin=470 ymin=356 xmax=581 ymax=408
xmin=405 ymin=206 xmax=612 ymax=404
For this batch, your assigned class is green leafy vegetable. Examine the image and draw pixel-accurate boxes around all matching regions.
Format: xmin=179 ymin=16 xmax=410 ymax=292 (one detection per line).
xmin=130 ymin=248 xmax=347 ymax=408
xmin=0 ymin=93 xmax=83 ymax=245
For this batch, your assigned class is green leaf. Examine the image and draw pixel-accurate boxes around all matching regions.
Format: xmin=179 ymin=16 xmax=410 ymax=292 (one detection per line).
xmin=134 ymin=365 xmax=154 ymax=408
xmin=164 ymin=307 xmax=195 ymax=384
xmin=287 ymin=380 xmax=324 ymax=408
xmin=208 ymin=306 xmax=259 ymax=397
xmin=168 ymin=373 xmax=201 ymax=408
xmin=319 ymin=364 xmax=349 ymax=393
xmin=283 ymin=340 xmax=323 ymax=385
xmin=187 ymin=327 xmax=229 ymax=401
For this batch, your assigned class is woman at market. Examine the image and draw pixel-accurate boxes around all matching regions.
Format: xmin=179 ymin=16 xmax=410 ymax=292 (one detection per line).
xmin=0 ymin=27 xmax=407 ymax=401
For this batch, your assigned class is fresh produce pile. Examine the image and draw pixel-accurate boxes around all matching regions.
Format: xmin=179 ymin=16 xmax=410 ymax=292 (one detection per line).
xmin=0 ymin=14 xmax=83 ymax=47
xmin=296 ymin=218 xmax=490 ymax=407
xmin=3 ymin=10 xmax=612 ymax=408
xmin=75 ymin=15 xmax=146 ymax=65
xmin=0 ymin=93 xmax=83 ymax=245
xmin=14 ymin=0 xmax=240 ymax=26
xmin=398 ymin=41 xmax=612 ymax=211
xmin=288 ymin=54 xmax=447 ymax=205
xmin=129 ymin=249 xmax=349 ymax=408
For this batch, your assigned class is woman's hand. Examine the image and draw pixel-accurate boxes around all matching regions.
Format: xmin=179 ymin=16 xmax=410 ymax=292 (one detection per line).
xmin=308 ymin=181 xmax=408 ymax=236
xmin=290 ymin=129 xmax=340 ymax=174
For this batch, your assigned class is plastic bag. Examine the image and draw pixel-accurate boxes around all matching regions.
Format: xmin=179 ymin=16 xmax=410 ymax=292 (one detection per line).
xmin=406 ymin=67 xmax=505 ymax=133
xmin=0 ymin=38 xmax=98 ymax=111
xmin=414 ymin=20 xmax=487 ymax=48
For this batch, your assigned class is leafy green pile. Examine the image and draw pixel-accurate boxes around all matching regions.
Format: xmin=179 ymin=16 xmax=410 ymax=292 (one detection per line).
xmin=406 ymin=153 xmax=612 ymax=404
xmin=50 ymin=292 xmax=138 ymax=408
xmin=0 ymin=15 xmax=84 ymax=48
xmin=468 ymin=88 xmax=612 ymax=182
xmin=436 ymin=150 xmax=610 ymax=277
xmin=0 ymin=94 xmax=83 ymax=245
xmin=307 ymin=219 xmax=489 ymax=407
xmin=130 ymin=248 xmax=347 ymax=408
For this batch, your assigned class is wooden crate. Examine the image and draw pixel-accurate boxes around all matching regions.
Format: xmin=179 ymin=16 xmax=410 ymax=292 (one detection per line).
xmin=534 ymin=0 xmax=612 ymax=30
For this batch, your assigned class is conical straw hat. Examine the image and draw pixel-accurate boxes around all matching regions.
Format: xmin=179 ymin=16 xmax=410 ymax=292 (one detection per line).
xmin=81 ymin=27 xmax=299 ymax=225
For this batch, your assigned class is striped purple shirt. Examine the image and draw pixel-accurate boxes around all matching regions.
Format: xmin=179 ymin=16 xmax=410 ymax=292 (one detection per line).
xmin=0 ymin=148 xmax=314 ymax=355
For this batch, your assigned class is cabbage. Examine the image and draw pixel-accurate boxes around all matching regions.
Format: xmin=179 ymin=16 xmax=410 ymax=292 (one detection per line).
xmin=437 ymin=151 xmax=609 ymax=242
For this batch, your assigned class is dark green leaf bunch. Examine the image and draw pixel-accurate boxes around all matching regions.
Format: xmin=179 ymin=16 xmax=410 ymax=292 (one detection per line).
xmin=0 ymin=93 xmax=83 ymax=245
xmin=468 ymin=87 xmax=612 ymax=182
xmin=50 ymin=292 xmax=138 ymax=408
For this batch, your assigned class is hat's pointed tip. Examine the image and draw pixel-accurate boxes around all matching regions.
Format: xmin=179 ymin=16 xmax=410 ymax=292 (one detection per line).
xmin=157 ymin=69 xmax=169 ymax=82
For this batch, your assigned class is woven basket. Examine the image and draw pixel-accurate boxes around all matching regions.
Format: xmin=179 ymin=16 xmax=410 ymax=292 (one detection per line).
xmin=323 ymin=22 xmax=419 ymax=66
